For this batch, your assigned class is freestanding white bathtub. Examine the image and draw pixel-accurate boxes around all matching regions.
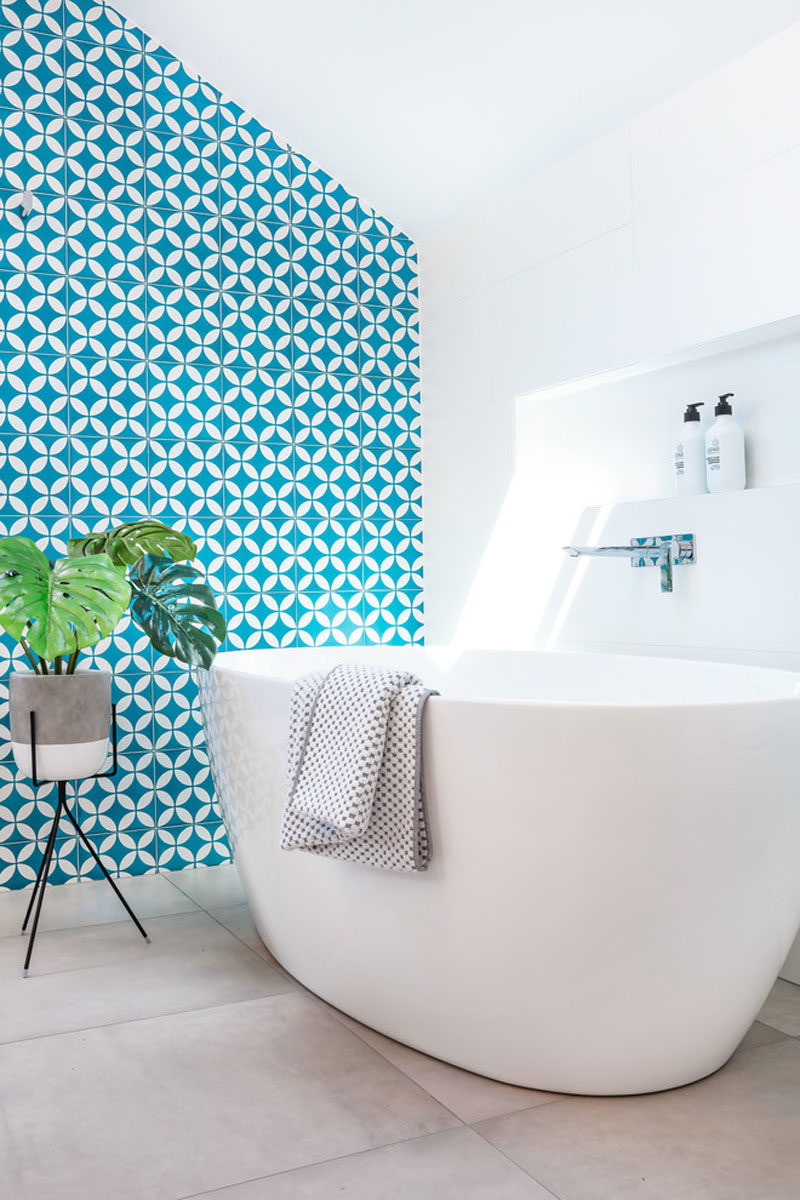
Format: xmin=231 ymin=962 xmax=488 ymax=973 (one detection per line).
xmin=199 ymin=647 xmax=800 ymax=1095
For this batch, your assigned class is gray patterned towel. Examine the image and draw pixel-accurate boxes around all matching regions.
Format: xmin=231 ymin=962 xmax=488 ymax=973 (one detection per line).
xmin=281 ymin=664 xmax=436 ymax=872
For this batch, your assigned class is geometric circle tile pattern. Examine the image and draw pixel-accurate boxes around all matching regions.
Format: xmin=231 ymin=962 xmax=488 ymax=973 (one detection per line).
xmin=0 ymin=0 xmax=422 ymax=889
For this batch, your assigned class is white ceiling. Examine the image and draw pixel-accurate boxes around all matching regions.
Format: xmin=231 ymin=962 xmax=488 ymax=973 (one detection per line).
xmin=116 ymin=0 xmax=800 ymax=240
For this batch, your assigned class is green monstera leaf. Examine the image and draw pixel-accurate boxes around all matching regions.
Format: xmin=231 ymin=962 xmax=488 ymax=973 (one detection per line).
xmin=0 ymin=536 xmax=130 ymax=661
xmin=68 ymin=520 xmax=197 ymax=568
xmin=129 ymin=554 xmax=226 ymax=669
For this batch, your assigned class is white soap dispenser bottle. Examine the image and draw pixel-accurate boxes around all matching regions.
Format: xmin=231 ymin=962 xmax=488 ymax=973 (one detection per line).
xmin=705 ymin=393 xmax=746 ymax=493
xmin=673 ymin=401 xmax=706 ymax=495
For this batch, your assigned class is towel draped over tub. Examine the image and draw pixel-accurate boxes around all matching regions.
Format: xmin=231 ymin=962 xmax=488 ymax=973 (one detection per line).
xmin=281 ymin=664 xmax=436 ymax=871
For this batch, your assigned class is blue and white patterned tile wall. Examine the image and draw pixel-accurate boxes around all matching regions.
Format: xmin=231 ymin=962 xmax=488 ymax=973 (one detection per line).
xmin=0 ymin=0 xmax=422 ymax=889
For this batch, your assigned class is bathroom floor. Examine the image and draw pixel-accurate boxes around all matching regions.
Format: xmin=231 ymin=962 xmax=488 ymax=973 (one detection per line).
xmin=1 ymin=864 xmax=799 ymax=1200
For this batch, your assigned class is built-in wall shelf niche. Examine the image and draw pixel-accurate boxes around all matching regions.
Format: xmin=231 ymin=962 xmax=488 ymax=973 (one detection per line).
xmin=515 ymin=312 xmax=800 ymax=505
xmin=520 ymin=312 xmax=800 ymax=405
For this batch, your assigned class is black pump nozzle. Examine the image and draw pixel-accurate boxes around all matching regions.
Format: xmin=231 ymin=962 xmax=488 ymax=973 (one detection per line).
xmin=683 ymin=402 xmax=704 ymax=423
xmin=715 ymin=393 xmax=734 ymax=415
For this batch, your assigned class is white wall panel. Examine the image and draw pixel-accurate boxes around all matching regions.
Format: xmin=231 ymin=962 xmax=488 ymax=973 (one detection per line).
xmin=633 ymin=144 xmax=800 ymax=360
xmin=422 ymin=23 xmax=800 ymax=644
xmin=630 ymin=22 xmax=800 ymax=217
xmin=423 ymin=129 xmax=632 ymax=312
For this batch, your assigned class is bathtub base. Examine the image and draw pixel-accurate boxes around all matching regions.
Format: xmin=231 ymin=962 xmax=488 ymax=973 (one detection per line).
xmin=233 ymin=823 xmax=781 ymax=1096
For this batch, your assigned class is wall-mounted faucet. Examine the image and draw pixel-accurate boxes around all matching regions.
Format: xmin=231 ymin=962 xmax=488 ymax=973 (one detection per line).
xmin=563 ymin=534 xmax=695 ymax=593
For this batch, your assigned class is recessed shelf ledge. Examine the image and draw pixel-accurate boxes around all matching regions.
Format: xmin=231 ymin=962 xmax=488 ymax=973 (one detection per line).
xmin=517 ymin=313 xmax=800 ymax=408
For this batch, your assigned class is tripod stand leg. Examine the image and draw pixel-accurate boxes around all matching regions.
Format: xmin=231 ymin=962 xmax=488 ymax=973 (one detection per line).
xmin=61 ymin=799 xmax=149 ymax=943
xmin=22 ymin=783 xmax=63 ymax=977
xmin=20 ymin=819 xmax=55 ymax=935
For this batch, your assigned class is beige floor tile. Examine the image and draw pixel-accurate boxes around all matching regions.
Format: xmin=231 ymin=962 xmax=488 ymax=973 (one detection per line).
xmin=0 ymin=993 xmax=459 ymax=1200
xmin=319 ymin=1003 xmax=559 ymax=1124
xmin=165 ymin=861 xmax=246 ymax=910
xmin=476 ymin=1039 xmax=800 ymax=1200
xmin=0 ymin=871 xmax=197 ymax=939
xmin=210 ymin=903 xmax=283 ymax=968
xmin=183 ymin=1127 xmax=552 ymax=1199
xmin=0 ymin=909 xmax=295 ymax=1043
xmin=757 ymin=978 xmax=800 ymax=1037
xmin=212 ymin=926 xmax=560 ymax=1124
xmin=729 ymin=1019 xmax=792 ymax=1061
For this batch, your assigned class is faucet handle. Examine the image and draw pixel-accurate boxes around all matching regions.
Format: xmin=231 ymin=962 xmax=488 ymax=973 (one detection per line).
xmin=659 ymin=542 xmax=675 ymax=593
xmin=635 ymin=534 xmax=694 ymax=593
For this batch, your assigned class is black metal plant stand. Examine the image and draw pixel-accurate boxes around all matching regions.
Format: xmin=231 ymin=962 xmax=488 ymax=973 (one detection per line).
xmin=21 ymin=704 xmax=150 ymax=976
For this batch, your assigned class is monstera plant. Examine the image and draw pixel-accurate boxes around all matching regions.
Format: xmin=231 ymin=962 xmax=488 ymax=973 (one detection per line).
xmin=0 ymin=519 xmax=225 ymax=781
xmin=67 ymin=519 xmax=226 ymax=671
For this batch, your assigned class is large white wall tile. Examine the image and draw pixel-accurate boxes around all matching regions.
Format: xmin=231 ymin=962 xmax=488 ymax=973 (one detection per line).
xmin=423 ymin=225 xmax=636 ymax=425
xmin=421 ymin=129 xmax=632 ymax=312
xmin=631 ymin=21 xmax=800 ymax=218
xmin=422 ymin=396 xmax=516 ymax=643
xmin=501 ymin=225 xmax=637 ymax=393
xmin=634 ymin=144 xmax=800 ymax=361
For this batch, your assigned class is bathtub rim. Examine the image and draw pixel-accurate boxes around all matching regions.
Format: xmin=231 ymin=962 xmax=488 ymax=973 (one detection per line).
xmin=204 ymin=646 xmax=800 ymax=710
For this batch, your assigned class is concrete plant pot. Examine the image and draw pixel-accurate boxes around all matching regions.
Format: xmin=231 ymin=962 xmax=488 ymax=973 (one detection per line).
xmin=9 ymin=669 xmax=112 ymax=781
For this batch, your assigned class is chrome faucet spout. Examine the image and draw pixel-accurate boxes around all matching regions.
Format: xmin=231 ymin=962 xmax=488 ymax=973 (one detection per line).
xmin=564 ymin=545 xmax=639 ymax=558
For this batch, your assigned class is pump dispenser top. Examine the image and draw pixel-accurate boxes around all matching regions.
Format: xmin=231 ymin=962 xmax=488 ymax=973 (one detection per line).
xmin=674 ymin=401 xmax=707 ymax=495
xmin=715 ymin=393 xmax=734 ymax=415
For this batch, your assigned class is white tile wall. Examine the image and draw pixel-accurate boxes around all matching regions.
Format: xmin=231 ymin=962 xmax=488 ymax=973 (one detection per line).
xmin=421 ymin=19 xmax=800 ymax=644
xmin=423 ymin=129 xmax=632 ymax=311
xmin=423 ymin=228 xmax=636 ymax=422
xmin=633 ymin=143 xmax=800 ymax=360
xmin=422 ymin=396 xmax=516 ymax=644
xmin=630 ymin=22 xmax=800 ymax=218
xmin=438 ymin=320 xmax=800 ymax=655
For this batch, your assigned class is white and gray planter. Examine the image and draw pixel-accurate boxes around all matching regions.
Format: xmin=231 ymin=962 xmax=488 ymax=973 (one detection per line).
xmin=9 ymin=669 xmax=112 ymax=782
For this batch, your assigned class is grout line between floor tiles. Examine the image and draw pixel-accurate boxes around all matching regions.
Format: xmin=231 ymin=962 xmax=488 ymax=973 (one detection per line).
xmin=248 ymin=966 xmax=484 ymax=1134
xmin=172 ymin=1128 xmax=474 ymax=1200
xmin=0 ymin=987 xmax=300 ymax=1052
xmin=0 ymin=900 xmax=200 ymax=945
xmin=758 ymin=1022 xmax=799 ymax=1038
xmin=0 ymin=871 xmax=200 ymax=938
xmin=161 ymin=871 xmax=238 ymax=911
xmin=0 ymin=897 xmax=205 ymax=940
xmin=301 ymin=989 xmax=506 ymax=1130
xmin=0 ymin=868 xmax=246 ymax=951
xmin=301 ymin=985 xmax=575 ymax=1126
xmin=291 ymin=976 xmax=596 ymax=1133
xmin=200 ymin=906 xmax=297 ymax=983
xmin=0 ymin=907 xmax=288 ymax=1027
xmin=468 ymin=1123 xmax=564 ymax=1200
xmin=196 ymin=921 xmax=579 ymax=1131
xmin=235 ymin=968 xmax=488 ymax=1134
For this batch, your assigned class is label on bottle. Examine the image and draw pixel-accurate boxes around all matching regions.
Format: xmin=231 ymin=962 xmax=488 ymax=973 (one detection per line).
xmin=674 ymin=442 xmax=685 ymax=476
xmin=707 ymin=436 xmax=720 ymax=471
